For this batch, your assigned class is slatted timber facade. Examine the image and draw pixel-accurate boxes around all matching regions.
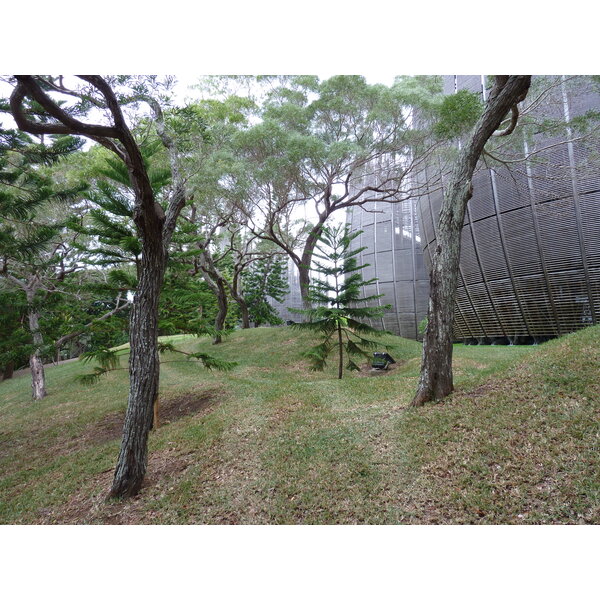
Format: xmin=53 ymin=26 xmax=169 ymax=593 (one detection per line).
xmin=346 ymin=196 xmax=430 ymax=340
xmin=267 ymin=257 xmax=304 ymax=323
xmin=418 ymin=75 xmax=600 ymax=343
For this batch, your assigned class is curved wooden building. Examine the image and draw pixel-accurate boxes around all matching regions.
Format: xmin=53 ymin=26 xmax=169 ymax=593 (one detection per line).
xmin=267 ymin=257 xmax=303 ymax=323
xmin=418 ymin=75 xmax=600 ymax=343
xmin=346 ymin=197 xmax=430 ymax=340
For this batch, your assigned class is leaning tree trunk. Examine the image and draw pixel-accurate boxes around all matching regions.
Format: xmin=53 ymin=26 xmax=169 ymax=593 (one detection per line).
xmin=213 ymin=279 xmax=229 ymax=344
xmin=411 ymin=179 xmax=471 ymax=405
xmin=27 ymin=303 xmax=46 ymax=401
xmin=298 ymin=218 xmax=328 ymax=310
xmin=412 ymin=75 xmax=532 ymax=407
xmin=235 ymin=296 xmax=250 ymax=329
xmin=229 ymin=280 xmax=250 ymax=329
xmin=109 ymin=211 xmax=165 ymax=499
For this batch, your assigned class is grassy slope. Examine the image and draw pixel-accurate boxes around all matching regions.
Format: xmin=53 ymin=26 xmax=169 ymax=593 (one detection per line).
xmin=0 ymin=325 xmax=598 ymax=524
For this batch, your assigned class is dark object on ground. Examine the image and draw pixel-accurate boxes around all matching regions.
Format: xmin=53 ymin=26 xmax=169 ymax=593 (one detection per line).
xmin=372 ymin=352 xmax=396 ymax=370
xmin=285 ymin=320 xmax=295 ymax=326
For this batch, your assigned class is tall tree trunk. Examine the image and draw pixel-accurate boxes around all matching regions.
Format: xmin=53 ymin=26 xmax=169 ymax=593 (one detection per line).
xmin=412 ymin=75 xmax=532 ymax=406
xmin=298 ymin=263 xmax=312 ymax=310
xmin=235 ymin=295 xmax=250 ymax=329
xmin=299 ymin=218 xmax=328 ymax=310
xmin=27 ymin=303 xmax=46 ymax=401
xmin=213 ymin=279 xmax=228 ymax=344
xmin=412 ymin=182 xmax=470 ymax=405
xmin=109 ymin=207 xmax=165 ymax=499
xmin=8 ymin=76 xmax=186 ymax=499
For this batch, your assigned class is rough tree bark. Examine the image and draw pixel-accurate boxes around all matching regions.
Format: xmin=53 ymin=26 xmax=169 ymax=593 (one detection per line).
xmin=110 ymin=201 xmax=166 ymax=494
xmin=230 ymin=283 xmax=250 ymax=329
xmin=10 ymin=76 xmax=186 ymax=497
xmin=212 ymin=278 xmax=229 ymax=344
xmin=108 ymin=91 xmax=185 ymax=497
xmin=411 ymin=75 xmax=532 ymax=407
xmin=196 ymin=248 xmax=230 ymax=344
xmin=27 ymin=298 xmax=47 ymax=401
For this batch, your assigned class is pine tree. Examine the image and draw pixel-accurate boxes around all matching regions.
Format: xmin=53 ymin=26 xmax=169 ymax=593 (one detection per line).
xmin=293 ymin=224 xmax=391 ymax=379
xmin=70 ymin=141 xmax=171 ymax=281
xmin=7 ymin=76 xmax=191 ymax=497
xmin=0 ymin=123 xmax=86 ymax=399
xmin=0 ymin=288 xmax=30 ymax=380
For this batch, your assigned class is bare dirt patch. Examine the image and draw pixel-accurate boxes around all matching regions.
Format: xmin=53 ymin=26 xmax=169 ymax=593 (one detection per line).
xmin=82 ymin=387 xmax=223 ymax=446
xmin=356 ymin=361 xmax=402 ymax=377
xmin=160 ymin=388 xmax=223 ymax=425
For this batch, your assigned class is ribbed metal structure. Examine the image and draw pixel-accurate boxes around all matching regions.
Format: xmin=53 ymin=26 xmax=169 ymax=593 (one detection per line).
xmin=346 ymin=198 xmax=429 ymax=339
xmin=418 ymin=75 xmax=600 ymax=343
xmin=268 ymin=257 xmax=304 ymax=323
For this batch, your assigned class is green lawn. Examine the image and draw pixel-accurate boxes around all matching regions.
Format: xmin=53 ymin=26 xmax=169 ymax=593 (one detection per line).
xmin=1 ymin=325 xmax=598 ymax=524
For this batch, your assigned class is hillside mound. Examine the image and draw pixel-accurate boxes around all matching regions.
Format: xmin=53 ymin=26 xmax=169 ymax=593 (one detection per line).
xmin=1 ymin=325 xmax=598 ymax=524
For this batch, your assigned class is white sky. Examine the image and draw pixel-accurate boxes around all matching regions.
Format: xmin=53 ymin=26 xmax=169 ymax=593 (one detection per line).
xmin=4 ymin=0 xmax=599 ymax=76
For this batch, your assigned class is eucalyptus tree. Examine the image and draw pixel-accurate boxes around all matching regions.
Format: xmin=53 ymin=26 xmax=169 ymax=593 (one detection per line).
xmin=174 ymin=208 xmax=260 ymax=342
xmin=173 ymin=213 xmax=282 ymax=339
xmin=231 ymin=75 xmax=441 ymax=307
xmin=411 ymin=75 xmax=600 ymax=406
xmin=411 ymin=76 xmax=532 ymax=406
xmin=163 ymin=95 xmax=258 ymax=342
xmin=212 ymin=223 xmax=292 ymax=330
xmin=8 ymin=75 xmax=188 ymax=497
xmin=179 ymin=206 xmax=233 ymax=344
xmin=219 ymin=226 xmax=258 ymax=329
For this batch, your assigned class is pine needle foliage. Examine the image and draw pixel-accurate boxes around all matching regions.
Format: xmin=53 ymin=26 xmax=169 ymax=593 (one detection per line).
xmin=75 ymin=339 xmax=237 ymax=385
xmin=242 ymin=255 xmax=289 ymax=327
xmin=69 ymin=141 xmax=169 ymax=272
xmin=292 ymin=224 xmax=392 ymax=379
